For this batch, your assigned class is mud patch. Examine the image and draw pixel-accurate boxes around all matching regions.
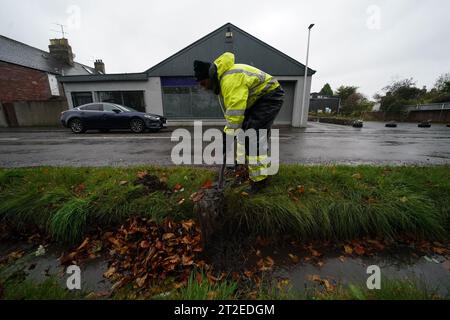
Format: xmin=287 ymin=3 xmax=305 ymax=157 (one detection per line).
xmin=134 ymin=172 xmax=167 ymax=193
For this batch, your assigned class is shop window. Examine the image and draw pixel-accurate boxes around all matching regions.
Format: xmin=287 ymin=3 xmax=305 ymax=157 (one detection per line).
xmin=98 ymin=91 xmax=145 ymax=112
xmin=161 ymin=77 xmax=223 ymax=119
xmin=71 ymin=92 xmax=93 ymax=107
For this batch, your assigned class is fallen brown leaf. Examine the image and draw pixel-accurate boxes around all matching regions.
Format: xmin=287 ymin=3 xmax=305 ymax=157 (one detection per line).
xmin=308 ymin=274 xmax=321 ymax=282
xmin=352 ymin=173 xmax=362 ymax=180
xmin=162 ymin=233 xmax=176 ymax=240
xmin=354 ymin=245 xmax=365 ymax=256
xmin=190 ymin=192 xmax=204 ymax=203
xmin=182 ymin=220 xmax=194 ymax=230
xmin=201 ymin=180 xmax=213 ymax=189
xmin=136 ymin=274 xmax=148 ymax=288
xmin=344 ymin=245 xmax=353 ymax=255
xmin=103 ymin=267 xmax=116 ymax=278
xmin=288 ymin=253 xmax=300 ymax=263
xmin=433 ymin=247 xmax=446 ymax=255
xmin=139 ymin=240 xmax=150 ymax=249
xmin=207 ymin=291 xmax=218 ymax=300
xmin=310 ymin=248 xmax=322 ymax=257
xmin=73 ymin=183 xmax=86 ymax=195
xmin=136 ymin=171 xmax=148 ymax=179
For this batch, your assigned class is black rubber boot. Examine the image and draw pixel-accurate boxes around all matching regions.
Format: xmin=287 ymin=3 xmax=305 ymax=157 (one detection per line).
xmin=248 ymin=178 xmax=269 ymax=194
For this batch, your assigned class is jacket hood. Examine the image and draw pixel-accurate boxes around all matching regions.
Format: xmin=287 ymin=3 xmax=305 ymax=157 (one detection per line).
xmin=214 ymin=52 xmax=235 ymax=79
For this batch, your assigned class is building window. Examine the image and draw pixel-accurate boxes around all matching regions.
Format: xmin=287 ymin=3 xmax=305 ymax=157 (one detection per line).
xmin=71 ymin=92 xmax=93 ymax=107
xmin=161 ymin=77 xmax=223 ymax=119
xmin=97 ymin=91 xmax=145 ymax=112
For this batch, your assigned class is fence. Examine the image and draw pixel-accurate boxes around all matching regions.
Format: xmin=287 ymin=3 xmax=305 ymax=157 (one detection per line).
xmin=405 ymin=102 xmax=450 ymax=112
xmin=0 ymin=100 xmax=68 ymax=127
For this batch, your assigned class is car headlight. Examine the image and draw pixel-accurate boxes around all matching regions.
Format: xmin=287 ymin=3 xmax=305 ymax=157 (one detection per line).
xmin=144 ymin=115 xmax=160 ymax=120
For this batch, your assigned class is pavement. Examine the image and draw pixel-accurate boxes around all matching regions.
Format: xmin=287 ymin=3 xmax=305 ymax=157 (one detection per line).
xmin=0 ymin=121 xmax=449 ymax=168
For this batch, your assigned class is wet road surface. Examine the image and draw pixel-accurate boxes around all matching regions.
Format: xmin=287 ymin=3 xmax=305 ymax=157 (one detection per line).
xmin=0 ymin=121 xmax=449 ymax=167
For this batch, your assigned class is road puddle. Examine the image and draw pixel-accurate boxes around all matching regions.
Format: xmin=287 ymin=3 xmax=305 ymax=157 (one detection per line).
xmin=268 ymin=246 xmax=450 ymax=296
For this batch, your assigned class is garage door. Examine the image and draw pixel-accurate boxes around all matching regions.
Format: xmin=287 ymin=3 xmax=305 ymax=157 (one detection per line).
xmin=275 ymin=81 xmax=295 ymax=124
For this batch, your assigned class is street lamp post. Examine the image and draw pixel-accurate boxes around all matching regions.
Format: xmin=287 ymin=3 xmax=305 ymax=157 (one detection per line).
xmin=300 ymin=23 xmax=314 ymax=127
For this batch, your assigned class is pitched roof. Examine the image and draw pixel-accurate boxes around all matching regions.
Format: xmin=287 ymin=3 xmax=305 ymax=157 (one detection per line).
xmin=59 ymin=73 xmax=148 ymax=83
xmin=146 ymin=23 xmax=316 ymax=77
xmin=0 ymin=35 xmax=98 ymax=75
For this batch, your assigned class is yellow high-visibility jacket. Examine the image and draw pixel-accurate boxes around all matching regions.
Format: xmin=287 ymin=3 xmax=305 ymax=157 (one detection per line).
xmin=214 ymin=52 xmax=280 ymax=135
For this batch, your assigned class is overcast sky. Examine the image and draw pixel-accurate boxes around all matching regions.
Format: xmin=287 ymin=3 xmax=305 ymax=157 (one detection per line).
xmin=1 ymin=0 xmax=449 ymax=98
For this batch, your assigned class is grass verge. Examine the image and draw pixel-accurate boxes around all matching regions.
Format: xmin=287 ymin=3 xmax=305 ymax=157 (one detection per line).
xmin=257 ymin=278 xmax=447 ymax=300
xmin=0 ymin=276 xmax=82 ymax=300
xmin=0 ymin=165 xmax=449 ymax=243
xmin=115 ymin=275 xmax=447 ymax=300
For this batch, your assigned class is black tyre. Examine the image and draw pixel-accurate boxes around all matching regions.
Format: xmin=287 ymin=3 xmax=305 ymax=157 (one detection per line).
xmin=69 ymin=118 xmax=86 ymax=133
xmin=130 ymin=118 xmax=145 ymax=133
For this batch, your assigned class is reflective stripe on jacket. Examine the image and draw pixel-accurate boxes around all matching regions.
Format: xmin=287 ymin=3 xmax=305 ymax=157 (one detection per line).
xmin=213 ymin=52 xmax=280 ymax=135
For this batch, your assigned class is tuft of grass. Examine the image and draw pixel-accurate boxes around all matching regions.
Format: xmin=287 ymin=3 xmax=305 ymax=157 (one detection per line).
xmin=171 ymin=272 xmax=238 ymax=300
xmin=258 ymin=278 xmax=444 ymax=300
xmin=49 ymin=197 xmax=90 ymax=243
xmin=319 ymin=278 xmax=441 ymax=300
xmin=1 ymin=276 xmax=82 ymax=300
xmin=0 ymin=166 xmax=213 ymax=243
xmin=226 ymin=165 xmax=450 ymax=240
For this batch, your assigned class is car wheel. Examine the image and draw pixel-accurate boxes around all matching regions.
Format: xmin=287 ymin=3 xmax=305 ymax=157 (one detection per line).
xmin=130 ymin=118 xmax=145 ymax=133
xmin=69 ymin=118 xmax=86 ymax=133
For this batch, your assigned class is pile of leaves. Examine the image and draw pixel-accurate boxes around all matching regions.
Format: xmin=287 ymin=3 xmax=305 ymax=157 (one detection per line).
xmin=103 ymin=218 xmax=206 ymax=290
xmin=58 ymin=217 xmax=270 ymax=293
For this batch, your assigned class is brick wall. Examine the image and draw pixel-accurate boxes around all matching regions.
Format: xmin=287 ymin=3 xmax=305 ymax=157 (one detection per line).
xmin=0 ymin=61 xmax=52 ymax=102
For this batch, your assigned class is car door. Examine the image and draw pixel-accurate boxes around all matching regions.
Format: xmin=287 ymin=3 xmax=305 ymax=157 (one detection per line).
xmin=102 ymin=104 xmax=129 ymax=129
xmin=79 ymin=104 xmax=103 ymax=128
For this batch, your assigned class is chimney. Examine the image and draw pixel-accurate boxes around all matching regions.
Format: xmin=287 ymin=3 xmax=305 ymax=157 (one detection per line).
xmin=94 ymin=59 xmax=105 ymax=74
xmin=48 ymin=38 xmax=74 ymax=66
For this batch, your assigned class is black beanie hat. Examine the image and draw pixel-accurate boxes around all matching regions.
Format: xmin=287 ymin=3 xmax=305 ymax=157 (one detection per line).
xmin=193 ymin=60 xmax=211 ymax=81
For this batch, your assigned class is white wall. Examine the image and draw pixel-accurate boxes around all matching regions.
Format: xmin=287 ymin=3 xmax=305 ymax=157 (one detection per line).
xmin=275 ymin=76 xmax=312 ymax=128
xmin=146 ymin=77 xmax=164 ymax=115
xmin=62 ymin=78 xmax=164 ymax=115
